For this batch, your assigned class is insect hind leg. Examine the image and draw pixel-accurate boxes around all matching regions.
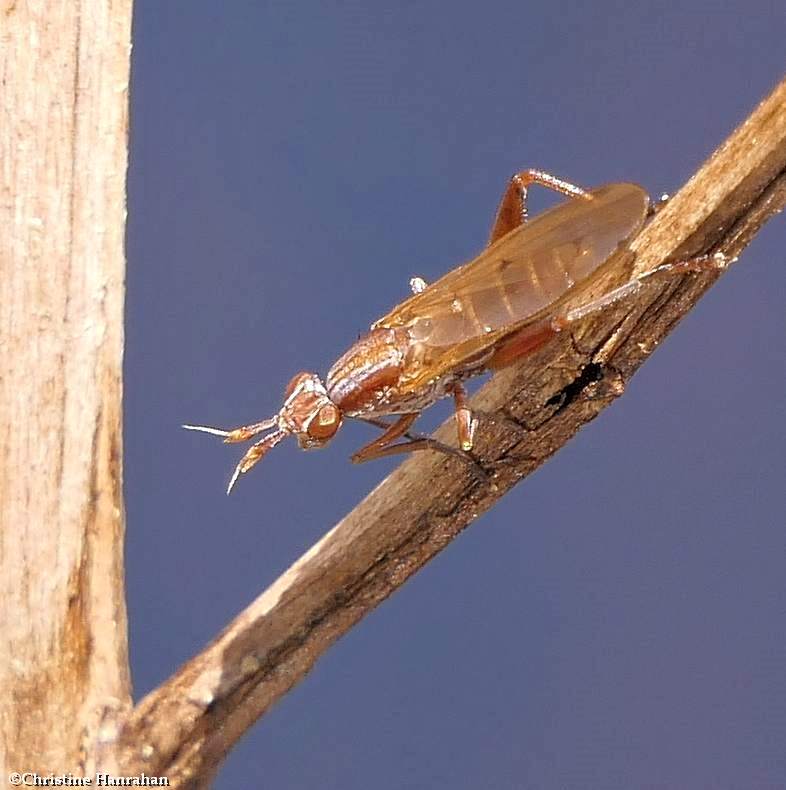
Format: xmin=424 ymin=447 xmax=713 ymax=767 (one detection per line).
xmin=550 ymin=252 xmax=730 ymax=329
xmin=488 ymin=169 xmax=592 ymax=245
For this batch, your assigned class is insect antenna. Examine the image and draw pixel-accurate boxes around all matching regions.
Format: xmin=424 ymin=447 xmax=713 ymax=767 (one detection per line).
xmin=226 ymin=428 xmax=288 ymax=494
xmin=182 ymin=416 xmax=279 ymax=444
xmin=183 ymin=416 xmax=291 ymax=493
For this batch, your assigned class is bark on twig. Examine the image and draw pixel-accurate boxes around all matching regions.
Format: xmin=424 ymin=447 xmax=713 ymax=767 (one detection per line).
xmin=118 ymin=77 xmax=786 ymax=786
xmin=0 ymin=0 xmax=133 ymax=775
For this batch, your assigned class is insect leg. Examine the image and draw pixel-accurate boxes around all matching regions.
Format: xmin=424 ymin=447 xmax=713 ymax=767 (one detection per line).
xmin=488 ymin=169 xmax=592 ymax=244
xmin=353 ymin=437 xmax=489 ymax=482
xmin=358 ymin=413 xmax=478 ymax=454
xmin=351 ymin=413 xmax=419 ymax=463
xmin=354 ymin=415 xmax=489 ymax=480
xmin=487 ymin=320 xmax=559 ymax=370
xmin=448 ymin=382 xmax=478 ymax=451
xmin=360 ymin=414 xmax=452 ymax=447
xmin=358 ymin=416 xmax=395 ymax=432
xmin=551 ymin=252 xmax=730 ymax=328
xmin=358 ymin=414 xmax=427 ymax=439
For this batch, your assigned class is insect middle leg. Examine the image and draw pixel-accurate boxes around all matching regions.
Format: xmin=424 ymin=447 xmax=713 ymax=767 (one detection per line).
xmin=489 ymin=169 xmax=592 ymax=244
xmin=448 ymin=382 xmax=478 ymax=451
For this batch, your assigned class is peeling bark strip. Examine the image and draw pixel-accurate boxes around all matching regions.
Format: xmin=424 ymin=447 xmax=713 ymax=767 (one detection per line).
xmin=0 ymin=0 xmax=133 ymax=776
xmin=112 ymin=75 xmax=786 ymax=787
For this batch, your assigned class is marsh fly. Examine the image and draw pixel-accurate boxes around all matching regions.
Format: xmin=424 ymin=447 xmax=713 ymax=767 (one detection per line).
xmin=185 ymin=169 xmax=727 ymax=493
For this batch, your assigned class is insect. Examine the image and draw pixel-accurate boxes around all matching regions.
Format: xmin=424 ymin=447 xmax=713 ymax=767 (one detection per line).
xmin=185 ymin=169 xmax=727 ymax=493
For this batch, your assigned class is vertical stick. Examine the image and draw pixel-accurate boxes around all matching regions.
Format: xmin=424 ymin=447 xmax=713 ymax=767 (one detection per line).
xmin=0 ymin=0 xmax=133 ymax=773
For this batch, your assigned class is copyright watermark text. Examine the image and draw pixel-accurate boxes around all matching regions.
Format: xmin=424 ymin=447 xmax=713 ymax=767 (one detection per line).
xmin=7 ymin=773 xmax=169 ymax=787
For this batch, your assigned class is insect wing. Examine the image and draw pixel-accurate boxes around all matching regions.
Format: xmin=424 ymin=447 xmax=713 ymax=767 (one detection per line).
xmin=375 ymin=183 xmax=649 ymax=388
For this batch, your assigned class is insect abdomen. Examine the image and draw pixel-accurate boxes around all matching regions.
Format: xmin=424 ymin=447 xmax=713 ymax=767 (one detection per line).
xmin=408 ymin=182 xmax=649 ymax=351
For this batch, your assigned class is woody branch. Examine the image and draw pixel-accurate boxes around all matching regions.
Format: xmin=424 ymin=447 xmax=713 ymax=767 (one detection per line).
xmin=0 ymin=0 xmax=133 ymax=776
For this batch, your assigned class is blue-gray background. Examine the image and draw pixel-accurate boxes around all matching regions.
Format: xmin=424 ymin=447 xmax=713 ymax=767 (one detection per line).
xmin=127 ymin=3 xmax=785 ymax=788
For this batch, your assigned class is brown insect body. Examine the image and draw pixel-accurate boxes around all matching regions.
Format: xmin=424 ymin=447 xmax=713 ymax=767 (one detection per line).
xmin=326 ymin=181 xmax=648 ymax=418
xmin=185 ymin=171 xmax=727 ymax=492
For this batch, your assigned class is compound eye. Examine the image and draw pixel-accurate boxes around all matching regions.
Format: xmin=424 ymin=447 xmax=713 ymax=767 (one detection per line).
xmin=308 ymin=403 xmax=341 ymax=440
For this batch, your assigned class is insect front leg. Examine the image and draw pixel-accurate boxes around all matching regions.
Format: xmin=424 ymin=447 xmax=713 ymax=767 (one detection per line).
xmin=354 ymin=413 xmax=489 ymax=481
xmin=550 ymin=252 xmax=730 ymax=329
xmin=488 ymin=169 xmax=592 ymax=245
xmin=358 ymin=415 xmax=427 ymax=443
xmin=351 ymin=413 xmax=419 ymax=463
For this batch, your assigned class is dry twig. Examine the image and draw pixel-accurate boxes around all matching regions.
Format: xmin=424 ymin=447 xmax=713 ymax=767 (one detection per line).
xmin=0 ymin=0 xmax=132 ymax=774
